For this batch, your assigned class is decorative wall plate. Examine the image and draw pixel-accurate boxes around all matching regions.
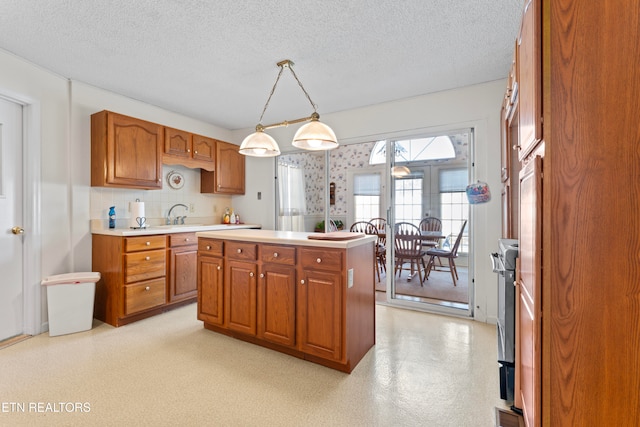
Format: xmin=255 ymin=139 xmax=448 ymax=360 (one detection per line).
xmin=167 ymin=171 xmax=185 ymax=189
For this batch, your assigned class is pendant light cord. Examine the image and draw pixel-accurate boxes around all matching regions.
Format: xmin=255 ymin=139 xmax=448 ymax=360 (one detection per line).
xmin=258 ymin=62 xmax=318 ymax=125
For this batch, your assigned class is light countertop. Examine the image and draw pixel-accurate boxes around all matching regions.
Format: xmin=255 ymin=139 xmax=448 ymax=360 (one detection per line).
xmin=196 ymin=229 xmax=377 ymax=249
xmin=91 ymin=223 xmax=261 ymax=237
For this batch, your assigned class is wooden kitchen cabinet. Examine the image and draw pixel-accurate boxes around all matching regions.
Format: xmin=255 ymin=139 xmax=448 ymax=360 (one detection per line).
xmin=503 ymin=1 xmax=640 ymax=425
xmin=515 ymin=0 xmax=541 ymax=161
xmin=298 ymin=248 xmax=343 ymax=361
xmin=163 ymin=127 xmax=216 ymax=171
xmin=93 ymin=233 xmax=197 ymax=327
xmin=200 ymin=140 xmax=245 ymax=194
xmin=91 ymin=110 xmax=163 ymax=190
xmin=197 ymin=233 xmax=375 ymax=372
xmin=258 ymin=245 xmax=297 ymax=347
xmin=197 ymin=239 xmax=225 ymax=326
xmin=168 ymin=232 xmax=198 ymax=303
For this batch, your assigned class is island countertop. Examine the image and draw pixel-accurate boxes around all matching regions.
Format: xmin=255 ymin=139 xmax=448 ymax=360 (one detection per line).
xmin=196 ymin=228 xmax=377 ymax=248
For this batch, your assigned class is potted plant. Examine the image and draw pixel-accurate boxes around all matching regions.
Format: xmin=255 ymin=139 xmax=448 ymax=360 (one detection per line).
xmin=314 ymin=219 xmax=344 ymax=232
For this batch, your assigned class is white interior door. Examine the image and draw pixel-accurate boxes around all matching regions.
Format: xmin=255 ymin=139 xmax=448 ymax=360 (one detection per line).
xmin=0 ymin=97 xmax=24 ymax=341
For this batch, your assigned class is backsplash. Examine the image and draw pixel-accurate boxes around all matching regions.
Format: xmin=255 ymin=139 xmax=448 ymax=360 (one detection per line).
xmin=90 ymin=164 xmax=232 ymax=227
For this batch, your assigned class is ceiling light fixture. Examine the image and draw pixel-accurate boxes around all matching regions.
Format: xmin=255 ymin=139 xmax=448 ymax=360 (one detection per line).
xmin=239 ymin=59 xmax=338 ymax=157
xmin=391 ymin=166 xmax=411 ymax=177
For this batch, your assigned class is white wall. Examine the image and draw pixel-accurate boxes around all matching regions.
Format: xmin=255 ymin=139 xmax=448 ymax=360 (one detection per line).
xmin=232 ymin=81 xmax=505 ymax=323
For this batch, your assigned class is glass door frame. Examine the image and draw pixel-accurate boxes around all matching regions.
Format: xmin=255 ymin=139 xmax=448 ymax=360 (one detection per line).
xmin=383 ymin=134 xmax=475 ymax=318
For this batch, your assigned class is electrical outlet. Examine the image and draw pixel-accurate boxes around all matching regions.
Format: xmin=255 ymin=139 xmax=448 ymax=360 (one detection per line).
xmin=189 ymin=203 xmax=195 ymax=213
xmin=213 ymin=205 xmax=218 ymax=213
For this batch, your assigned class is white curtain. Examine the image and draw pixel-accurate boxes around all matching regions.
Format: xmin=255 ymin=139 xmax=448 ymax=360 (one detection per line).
xmin=278 ymin=163 xmax=307 ymax=231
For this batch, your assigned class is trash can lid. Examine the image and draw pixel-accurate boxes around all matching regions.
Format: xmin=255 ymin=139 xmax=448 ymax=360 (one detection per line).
xmin=41 ymin=272 xmax=101 ymax=286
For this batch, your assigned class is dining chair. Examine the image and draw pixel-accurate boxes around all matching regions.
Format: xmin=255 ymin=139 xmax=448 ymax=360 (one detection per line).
xmin=425 ymin=220 xmax=467 ymax=286
xmin=393 ymin=222 xmax=428 ymax=285
xmin=419 ymin=217 xmax=443 ymax=248
xmin=350 ymin=221 xmax=385 ymax=281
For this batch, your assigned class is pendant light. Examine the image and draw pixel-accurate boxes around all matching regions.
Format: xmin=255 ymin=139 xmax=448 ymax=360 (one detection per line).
xmin=391 ymin=166 xmax=411 ymax=177
xmin=239 ymin=60 xmax=338 ymax=157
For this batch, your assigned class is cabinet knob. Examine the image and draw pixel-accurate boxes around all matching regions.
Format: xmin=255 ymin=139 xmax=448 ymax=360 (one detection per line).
xmin=273 ymin=252 xmax=278 ymax=258
xmin=249 ymin=272 xmax=254 ymax=277
xmin=145 ymin=286 xmax=150 ymax=291
xmin=185 ymin=238 xmax=190 ymax=242
xmin=512 ymin=144 xmax=521 ymax=151
xmin=187 ymin=149 xmax=191 ymax=153
xmin=194 ymin=150 xmax=198 ymax=154
xmin=146 ymin=241 xmax=151 ymax=246
xmin=218 ymin=184 xmax=221 ymax=188
xmin=260 ymin=273 xmax=264 ymax=278
xmin=206 ymin=245 xmax=211 ymax=250
xmin=316 ymin=258 xmax=322 ymax=264
xmin=145 ymin=256 xmax=150 ymax=261
xmin=217 ymin=265 xmax=221 ymax=270
xmin=237 ymin=248 xmax=242 ymax=253
xmin=300 ymin=279 xmax=305 ymax=285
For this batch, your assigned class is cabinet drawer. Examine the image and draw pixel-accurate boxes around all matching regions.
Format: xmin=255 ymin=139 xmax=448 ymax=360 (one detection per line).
xmin=261 ymin=245 xmax=296 ymax=265
xmin=124 ymin=278 xmax=166 ymax=315
xmin=199 ymin=238 xmax=223 ymax=256
xmin=124 ymin=235 xmax=166 ymax=252
xmin=125 ymin=249 xmax=166 ymax=283
xmin=226 ymin=241 xmax=258 ymax=261
xmin=169 ymin=232 xmax=197 ymax=248
xmin=300 ymin=248 xmax=342 ymax=271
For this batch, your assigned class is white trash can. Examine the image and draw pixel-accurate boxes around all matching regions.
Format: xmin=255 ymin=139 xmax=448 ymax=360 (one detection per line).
xmin=41 ymin=272 xmax=101 ymax=337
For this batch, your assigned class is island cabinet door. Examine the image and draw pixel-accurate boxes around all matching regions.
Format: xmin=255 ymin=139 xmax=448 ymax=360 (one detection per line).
xmin=257 ymin=263 xmax=296 ymax=347
xmin=197 ymin=255 xmax=224 ymax=326
xmin=297 ymin=249 xmax=343 ymax=361
xmin=225 ymin=260 xmax=258 ymax=336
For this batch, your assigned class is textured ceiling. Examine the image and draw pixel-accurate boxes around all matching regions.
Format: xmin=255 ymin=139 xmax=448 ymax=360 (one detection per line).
xmin=0 ymin=0 xmax=522 ymax=130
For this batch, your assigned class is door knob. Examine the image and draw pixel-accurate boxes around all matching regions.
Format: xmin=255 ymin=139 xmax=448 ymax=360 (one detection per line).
xmin=11 ymin=226 xmax=24 ymax=235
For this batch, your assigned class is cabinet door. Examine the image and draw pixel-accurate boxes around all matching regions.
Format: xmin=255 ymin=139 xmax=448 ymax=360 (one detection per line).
xmin=192 ymin=134 xmax=215 ymax=163
xmin=215 ymin=140 xmax=245 ymax=194
xmin=164 ymin=127 xmax=192 ymax=158
xmin=169 ymin=247 xmax=197 ymax=303
xmin=517 ymin=155 xmax=542 ymax=427
xmin=198 ymin=255 xmax=225 ymax=326
xmin=298 ymin=268 xmax=342 ymax=361
xmin=258 ymin=263 xmax=296 ymax=347
xmin=225 ymin=260 xmax=257 ymax=335
xmin=106 ymin=112 xmax=163 ymax=189
xmin=517 ymin=0 xmax=542 ymax=160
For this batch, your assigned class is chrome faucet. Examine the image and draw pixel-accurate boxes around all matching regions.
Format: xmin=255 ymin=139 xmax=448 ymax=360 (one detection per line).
xmin=166 ymin=203 xmax=188 ymax=225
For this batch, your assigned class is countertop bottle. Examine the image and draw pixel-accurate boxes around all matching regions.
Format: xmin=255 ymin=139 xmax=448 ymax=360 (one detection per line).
xmin=109 ymin=206 xmax=116 ymax=229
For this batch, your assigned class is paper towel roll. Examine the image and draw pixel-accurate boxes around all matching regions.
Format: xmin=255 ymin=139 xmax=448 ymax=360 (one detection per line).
xmin=129 ymin=200 xmax=146 ymax=229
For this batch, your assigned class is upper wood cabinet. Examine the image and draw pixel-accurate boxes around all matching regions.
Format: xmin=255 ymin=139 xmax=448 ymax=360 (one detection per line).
xmin=163 ymin=127 xmax=216 ymax=171
xmin=516 ymin=0 xmax=541 ymax=161
xmin=91 ymin=110 xmax=163 ymax=190
xmin=201 ymin=140 xmax=245 ymax=195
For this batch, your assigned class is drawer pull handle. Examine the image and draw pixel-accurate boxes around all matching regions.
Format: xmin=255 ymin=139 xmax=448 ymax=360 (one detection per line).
xmin=273 ymin=252 xmax=278 ymax=258
xmin=206 ymin=245 xmax=211 ymax=250
xmin=145 ymin=286 xmax=150 ymax=291
xmin=146 ymin=241 xmax=151 ymax=246
xmin=249 ymin=272 xmax=254 ymax=277
xmin=237 ymin=248 xmax=242 ymax=253
xmin=217 ymin=265 xmax=221 ymax=270
xmin=300 ymin=280 xmax=305 ymax=285
xmin=260 ymin=273 xmax=264 ymax=278
xmin=316 ymin=258 xmax=322 ymax=263
xmin=145 ymin=256 xmax=150 ymax=261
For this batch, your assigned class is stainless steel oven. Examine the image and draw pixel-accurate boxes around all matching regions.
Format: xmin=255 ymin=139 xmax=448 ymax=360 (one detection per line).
xmin=491 ymin=239 xmax=518 ymax=402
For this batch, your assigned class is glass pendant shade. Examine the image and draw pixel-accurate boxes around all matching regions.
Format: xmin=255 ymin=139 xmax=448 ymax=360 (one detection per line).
xmin=391 ymin=166 xmax=411 ymax=177
xmin=291 ymin=120 xmax=338 ymax=151
xmin=239 ymin=129 xmax=281 ymax=157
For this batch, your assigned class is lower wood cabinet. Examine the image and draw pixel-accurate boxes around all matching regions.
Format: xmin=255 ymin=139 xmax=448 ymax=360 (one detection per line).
xmin=93 ymin=233 xmax=197 ymax=327
xmin=197 ymin=237 xmax=375 ymax=373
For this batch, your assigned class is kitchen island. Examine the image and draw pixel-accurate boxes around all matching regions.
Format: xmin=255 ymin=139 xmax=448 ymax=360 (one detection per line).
xmin=196 ymin=229 xmax=377 ymax=373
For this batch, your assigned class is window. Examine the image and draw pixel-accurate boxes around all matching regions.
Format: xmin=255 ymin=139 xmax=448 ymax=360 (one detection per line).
xmin=439 ymin=168 xmax=469 ymax=253
xmin=369 ymin=136 xmax=456 ymax=165
xmin=353 ymin=173 xmax=381 ymax=222
xmin=395 ymin=174 xmax=423 ymax=226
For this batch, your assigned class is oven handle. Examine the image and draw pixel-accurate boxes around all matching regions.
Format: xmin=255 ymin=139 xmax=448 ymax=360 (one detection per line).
xmin=491 ymin=252 xmax=505 ymax=273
